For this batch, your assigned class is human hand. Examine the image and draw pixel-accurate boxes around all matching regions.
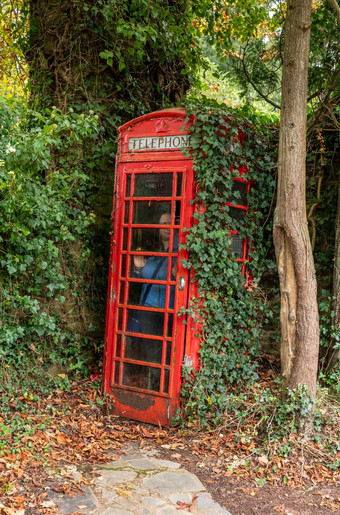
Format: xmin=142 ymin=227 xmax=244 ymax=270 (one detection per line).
xmin=134 ymin=250 xmax=147 ymax=271
xmin=172 ymin=262 xmax=177 ymax=277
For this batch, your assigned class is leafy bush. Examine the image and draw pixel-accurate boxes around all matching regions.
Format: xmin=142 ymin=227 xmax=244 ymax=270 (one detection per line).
xmin=0 ymin=96 xmax=102 ymax=383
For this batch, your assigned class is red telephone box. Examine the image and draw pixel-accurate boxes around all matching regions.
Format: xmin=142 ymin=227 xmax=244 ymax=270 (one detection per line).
xmin=103 ymin=109 xmax=251 ymax=426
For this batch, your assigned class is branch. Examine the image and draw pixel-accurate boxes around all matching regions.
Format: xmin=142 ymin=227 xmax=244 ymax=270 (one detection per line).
xmin=307 ymin=90 xmax=322 ymax=102
xmin=307 ymin=70 xmax=340 ymax=136
xmin=239 ymin=56 xmax=281 ymax=110
xmin=326 ymin=102 xmax=340 ymax=130
xmin=325 ymin=0 xmax=340 ymax=24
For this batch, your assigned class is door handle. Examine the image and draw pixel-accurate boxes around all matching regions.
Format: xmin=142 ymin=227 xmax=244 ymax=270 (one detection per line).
xmin=178 ymin=276 xmax=186 ymax=291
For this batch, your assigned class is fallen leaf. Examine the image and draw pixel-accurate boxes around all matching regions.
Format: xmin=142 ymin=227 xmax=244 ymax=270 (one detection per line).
xmin=141 ymin=427 xmax=153 ymax=438
xmin=172 ymin=453 xmax=181 ymax=459
xmin=116 ymin=488 xmax=133 ymax=498
xmin=0 ymin=508 xmax=25 ymax=515
xmin=177 ymin=501 xmax=191 ymax=510
xmin=189 ymin=495 xmax=198 ymax=512
xmin=39 ymin=501 xmax=55 ymax=508
xmin=258 ymin=455 xmax=269 ymax=466
xmin=56 ymin=433 xmax=69 ymax=445
xmin=15 ymin=469 xmax=24 ymax=479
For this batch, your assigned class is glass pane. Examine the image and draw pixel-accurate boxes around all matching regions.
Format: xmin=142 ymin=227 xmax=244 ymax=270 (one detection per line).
xmin=127 ymin=281 xmax=143 ymax=306
xmin=130 ymin=228 xmax=177 ymax=254
xmin=171 ymin=258 xmax=177 ymax=278
xmin=118 ymin=308 xmax=123 ymax=330
xmin=170 ymin=264 xmax=176 ymax=309
xmin=133 ymin=201 xmax=172 ymax=225
xmin=114 ymin=361 xmax=120 ymax=383
xmin=127 ymin=309 xmax=164 ymax=336
xmin=120 ymin=255 xmax=126 ymax=277
xmin=125 ymin=175 xmax=131 ymax=197
xmin=115 ymin=336 xmax=122 ymax=358
xmin=175 ymin=202 xmax=181 ymax=225
xmin=122 ymin=363 xmax=161 ymax=392
xmin=231 ymin=181 xmax=248 ymax=206
xmin=229 ymin=207 xmax=246 ymax=221
xmin=131 ymin=228 xmax=159 ymax=252
xmin=134 ymin=173 xmax=173 ymax=197
xmin=124 ymin=202 xmax=130 ymax=223
xmin=165 ymin=341 xmax=171 ymax=365
xmin=119 ymin=282 xmax=125 ymax=304
xmin=166 ymin=314 xmax=174 ymax=337
xmin=176 ymin=173 xmax=183 ymax=197
xmin=163 ymin=369 xmax=170 ymax=393
xmin=173 ymin=230 xmax=179 ymax=252
xmin=122 ymin=228 xmax=128 ymax=250
xmin=231 ymin=234 xmax=244 ymax=258
xmin=125 ymin=336 xmax=163 ymax=364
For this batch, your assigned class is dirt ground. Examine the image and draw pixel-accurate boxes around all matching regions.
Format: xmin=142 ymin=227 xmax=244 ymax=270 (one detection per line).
xmin=152 ymin=441 xmax=340 ymax=515
xmin=1 ymin=377 xmax=340 ymax=514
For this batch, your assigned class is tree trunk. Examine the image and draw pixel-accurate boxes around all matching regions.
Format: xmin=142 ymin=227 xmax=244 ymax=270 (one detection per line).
xmin=27 ymin=0 xmax=190 ymax=112
xmin=273 ymin=0 xmax=319 ymax=397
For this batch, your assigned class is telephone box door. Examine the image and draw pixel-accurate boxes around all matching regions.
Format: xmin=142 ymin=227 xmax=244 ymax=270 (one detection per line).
xmin=103 ymin=113 xmax=194 ymax=426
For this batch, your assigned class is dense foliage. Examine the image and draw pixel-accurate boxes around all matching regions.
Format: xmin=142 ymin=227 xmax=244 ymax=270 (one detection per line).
xmin=179 ymin=105 xmax=275 ymax=425
xmin=0 ymin=96 xmax=102 ymax=385
xmin=27 ymin=0 xmax=195 ymax=116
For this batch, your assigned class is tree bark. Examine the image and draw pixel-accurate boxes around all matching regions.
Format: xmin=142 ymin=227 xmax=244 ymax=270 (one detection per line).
xmin=273 ymin=0 xmax=319 ymax=396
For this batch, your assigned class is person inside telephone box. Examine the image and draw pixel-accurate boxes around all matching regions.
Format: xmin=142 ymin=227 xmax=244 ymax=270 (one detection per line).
xmin=125 ymin=212 xmax=178 ymax=389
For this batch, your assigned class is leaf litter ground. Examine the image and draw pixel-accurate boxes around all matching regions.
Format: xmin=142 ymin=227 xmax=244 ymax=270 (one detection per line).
xmin=0 ymin=372 xmax=339 ymax=515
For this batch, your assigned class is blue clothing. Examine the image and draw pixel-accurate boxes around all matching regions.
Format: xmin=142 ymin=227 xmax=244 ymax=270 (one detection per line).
xmin=138 ymin=239 xmax=178 ymax=309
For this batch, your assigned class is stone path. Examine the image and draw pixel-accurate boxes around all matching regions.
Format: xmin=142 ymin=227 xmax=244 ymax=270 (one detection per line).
xmin=47 ymin=442 xmax=232 ymax=514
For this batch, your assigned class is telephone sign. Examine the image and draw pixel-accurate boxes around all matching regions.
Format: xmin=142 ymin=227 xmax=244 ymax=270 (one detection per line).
xmin=128 ymin=134 xmax=192 ymax=152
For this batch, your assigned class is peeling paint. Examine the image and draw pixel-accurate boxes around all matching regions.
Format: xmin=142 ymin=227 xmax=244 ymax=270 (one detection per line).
xmin=114 ymin=390 xmax=156 ymax=411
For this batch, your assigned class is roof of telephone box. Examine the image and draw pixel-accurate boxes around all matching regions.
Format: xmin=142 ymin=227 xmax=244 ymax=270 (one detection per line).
xmin=118 ymin=108 xmax=187 ymax=133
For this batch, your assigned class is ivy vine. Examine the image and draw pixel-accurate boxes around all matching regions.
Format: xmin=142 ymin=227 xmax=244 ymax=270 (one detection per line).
xmin=180 ymin=105 xmax=275 ymax=425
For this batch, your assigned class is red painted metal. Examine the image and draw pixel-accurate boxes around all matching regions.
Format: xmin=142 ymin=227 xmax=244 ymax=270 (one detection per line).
xmin=103 ymin=109 xmax=253 ymax=426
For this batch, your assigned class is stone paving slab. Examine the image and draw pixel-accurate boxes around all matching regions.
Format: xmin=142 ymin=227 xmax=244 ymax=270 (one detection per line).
xmin=46 ymin=443 xmax=232 ymax=514
xmin=168 ymin=492 xmax=193 ymax=504
xmin=151 ymin=458 xmax=181 ymax=469
xmin=47 ymin=484 xmax=99 ymax=514
xmin=196 ymin=493 xmax=232 ymax=514
xmin=122 ymin=457 xmax=161 ymax=470
xmin=99 ymin=469 xmax=138 ymax=485
xmin=142 ymin=496 xmax=165 ymax=507
xmin=142 ymin=470 xmax=205 ymax=494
